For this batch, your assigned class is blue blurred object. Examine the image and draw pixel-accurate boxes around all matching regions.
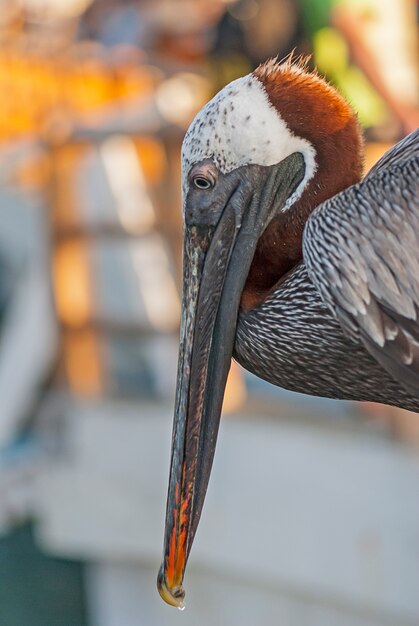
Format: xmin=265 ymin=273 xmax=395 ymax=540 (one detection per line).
xmin=0 ymin=524 xmax=87 ymax=626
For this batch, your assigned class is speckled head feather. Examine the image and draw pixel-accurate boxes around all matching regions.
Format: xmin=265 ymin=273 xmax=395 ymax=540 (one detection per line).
xmin=182 ymin=57 xmax=363 ymax=214
xmin=181 ymin=61 xmax=317 ymax=208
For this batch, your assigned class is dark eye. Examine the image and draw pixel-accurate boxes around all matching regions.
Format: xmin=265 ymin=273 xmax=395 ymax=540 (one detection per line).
xmin=193 ymin=176 xmax=212 ymax=190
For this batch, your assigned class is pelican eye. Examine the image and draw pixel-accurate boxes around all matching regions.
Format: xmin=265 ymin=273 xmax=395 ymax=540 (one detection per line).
xmin=193 ymin=176 xmax=212 ymax=190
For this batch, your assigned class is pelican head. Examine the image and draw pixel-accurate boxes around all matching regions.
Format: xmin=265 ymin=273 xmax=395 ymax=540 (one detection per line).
xmin=158 ymin=58 xmax=363 ymax=607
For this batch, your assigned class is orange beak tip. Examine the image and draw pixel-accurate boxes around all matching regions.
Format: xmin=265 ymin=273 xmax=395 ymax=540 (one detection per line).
xmin=157 ymin=564 xmax=186 ymax=610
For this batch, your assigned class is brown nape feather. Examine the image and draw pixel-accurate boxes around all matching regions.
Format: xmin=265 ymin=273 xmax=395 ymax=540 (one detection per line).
xmin=241 ymin=58 xmax=364 ymax=311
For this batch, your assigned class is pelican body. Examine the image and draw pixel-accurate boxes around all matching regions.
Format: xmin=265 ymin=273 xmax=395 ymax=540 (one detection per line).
xmin=158 ymin=59 xmax=419 ymax=607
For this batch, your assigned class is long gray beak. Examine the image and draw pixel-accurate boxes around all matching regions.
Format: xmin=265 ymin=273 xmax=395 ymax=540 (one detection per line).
xmin=158 ymin=153 xmax=305 ymax=607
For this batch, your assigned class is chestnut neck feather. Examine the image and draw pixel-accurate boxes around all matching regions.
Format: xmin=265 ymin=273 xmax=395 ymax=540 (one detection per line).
xmin=241 ymin=62 xmax=364 ymax=311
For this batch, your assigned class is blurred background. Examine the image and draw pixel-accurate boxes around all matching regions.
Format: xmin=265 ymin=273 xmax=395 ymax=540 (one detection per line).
xmin=0 ymin=0 xmax=418 ymax=625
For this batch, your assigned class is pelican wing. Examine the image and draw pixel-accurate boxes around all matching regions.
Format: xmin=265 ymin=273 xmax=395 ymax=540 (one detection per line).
xmin=303 ymin=130 xmax=419 ymax=394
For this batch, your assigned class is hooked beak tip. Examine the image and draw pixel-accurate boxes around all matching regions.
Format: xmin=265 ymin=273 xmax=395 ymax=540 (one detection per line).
xmin=157 ymin=564 xmax=186 ymax=609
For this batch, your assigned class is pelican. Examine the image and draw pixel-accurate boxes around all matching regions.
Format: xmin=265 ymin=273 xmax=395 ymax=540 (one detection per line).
xmin=158 ymin=58 xmax=419 ymax=608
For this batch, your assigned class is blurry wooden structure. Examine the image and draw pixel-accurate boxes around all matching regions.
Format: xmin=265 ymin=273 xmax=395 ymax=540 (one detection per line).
xmin=46 ymin=126 xmax=182 ymax=400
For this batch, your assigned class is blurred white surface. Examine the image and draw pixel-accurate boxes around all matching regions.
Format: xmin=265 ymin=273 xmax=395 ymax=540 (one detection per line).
xmin=87 ymin=560 xmax=405 ymax=626
xmin=0 ymin=190 xmax=57 ymax=447
xmin=0 ymin=262 xmax=57 ymax=446
xmin=36 ymin=400 xmax=419 ymax=625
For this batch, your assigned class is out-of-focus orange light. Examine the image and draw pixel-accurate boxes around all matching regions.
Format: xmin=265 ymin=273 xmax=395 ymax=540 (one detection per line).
xmin=14 ymin=151 xmax=50 ymax=189
xmin=136 ymin=136 xmax=167 ymax=185
xmin=364 ymin=142 xmax=394 ymax=173
xmin=0 ymin=49 xmax=156 ymax=143
xmin=49 ymin=144 xmax=86 ymax=229
xmin=53 ymin=240 xmax=92 ymax=327
xmin=63 ymin=329 xmax=103 ymax=396
xmin=222 ymin=361 xmax=247 ymax=415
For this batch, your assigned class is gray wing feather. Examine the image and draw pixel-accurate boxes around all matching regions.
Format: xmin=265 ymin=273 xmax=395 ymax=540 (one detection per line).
xmin=303 ymin=130 xmax=419 ymax=394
